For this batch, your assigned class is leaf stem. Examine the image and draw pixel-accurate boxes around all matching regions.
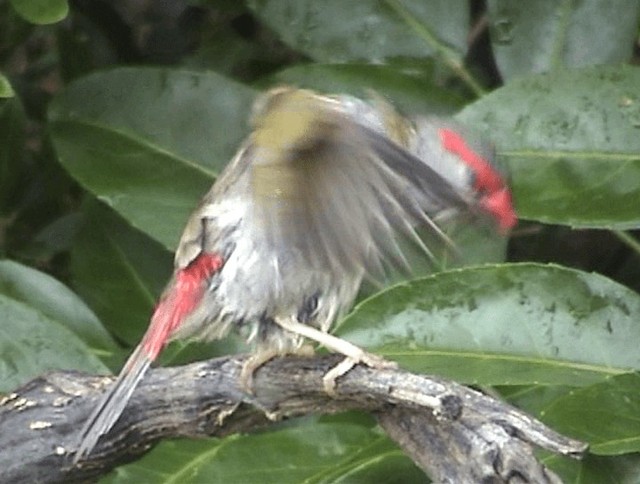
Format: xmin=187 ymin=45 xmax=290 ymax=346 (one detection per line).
xmin=383 ymin=0 xmax=486 ymax=97
xmin=614 ymin=230 xmax=640 ymax=256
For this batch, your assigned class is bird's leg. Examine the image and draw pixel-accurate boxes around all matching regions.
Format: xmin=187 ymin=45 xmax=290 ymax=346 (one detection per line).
xmin=240 ymin=343 xmax=315 ymax=392
xmin=273 ymin=317 xmax=397 ymax=395
xmin=240 ymin=347 xmax=281 ymax=392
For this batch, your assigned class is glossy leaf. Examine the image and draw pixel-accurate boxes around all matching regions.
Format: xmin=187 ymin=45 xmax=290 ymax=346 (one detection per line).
xmin=0 ymin=260 xmax=116 ymax=353
xmin=10 ymin=0 xmax=68 ymax=24
xmin=103 ymin=421 xmax=421 ymax=484
xmin=459 ymin=65 xmax=640 ymax=229
xmin=541 ymin=373 xmax=640 ymax=455
xmin=249 ymin=0 xmax=469 ymax=63
xmin=498 ymin=384 xmax=573 ymax=417
xmin=488 ymin=0 xmax=639 ymax=80
xmin=0 ymin=294 xmax=107 ymax=391
xmin=545 ymin=452 xmax=640 ymax=484
xmin=336 ymin=263 xmax=640 ymax=386
xmin=48 ymin=68 xmax=256 ymax=248
xmin=70 ymin=200 xmax=172 ymax=346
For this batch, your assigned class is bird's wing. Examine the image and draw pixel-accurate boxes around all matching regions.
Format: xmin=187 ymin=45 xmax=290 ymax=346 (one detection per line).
xmin=246 ymin=88 xmax=479 ymax=281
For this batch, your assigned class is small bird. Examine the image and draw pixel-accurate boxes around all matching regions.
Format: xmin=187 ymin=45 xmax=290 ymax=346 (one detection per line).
xmin=74 ymin=87 xmax=516 ymax=462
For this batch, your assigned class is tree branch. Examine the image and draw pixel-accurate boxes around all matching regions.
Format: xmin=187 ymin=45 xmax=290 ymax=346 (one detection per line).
xmin=0 ymin=354 xmax=587 ymax=483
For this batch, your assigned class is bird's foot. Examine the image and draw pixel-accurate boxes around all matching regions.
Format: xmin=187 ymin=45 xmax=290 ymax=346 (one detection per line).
xmin=240 ymin=343 xmax=315 ymax=393
xmin=322 ymin=350 xmax=397 ymax=396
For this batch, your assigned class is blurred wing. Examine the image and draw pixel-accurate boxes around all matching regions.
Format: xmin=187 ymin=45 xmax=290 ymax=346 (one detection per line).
xmin=248 ymin=112 xmax=475 ymax=281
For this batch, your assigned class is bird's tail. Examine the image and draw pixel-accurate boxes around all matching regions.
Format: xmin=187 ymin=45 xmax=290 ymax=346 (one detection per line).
xmin=73 ymin=253 xmax=223 ymax=463
xmin=73 ymin=344 xmax=152 ymax=463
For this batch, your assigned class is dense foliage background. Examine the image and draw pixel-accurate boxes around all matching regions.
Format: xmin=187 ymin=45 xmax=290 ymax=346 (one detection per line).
xmin=2 ymin=0 xmax=640 ymax=482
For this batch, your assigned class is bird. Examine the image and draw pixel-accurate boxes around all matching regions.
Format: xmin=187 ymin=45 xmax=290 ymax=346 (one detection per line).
xmin=73 ymin=86 xmax=516 ymax=463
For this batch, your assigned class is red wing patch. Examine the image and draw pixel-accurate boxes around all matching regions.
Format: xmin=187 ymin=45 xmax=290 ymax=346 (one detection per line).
xmin=142 ymin=253 xmax=224 ymax=359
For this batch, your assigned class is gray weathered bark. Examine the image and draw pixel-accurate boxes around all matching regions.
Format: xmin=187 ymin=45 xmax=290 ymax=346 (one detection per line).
xmin=0 ymin=354 xmax=587 ymax=483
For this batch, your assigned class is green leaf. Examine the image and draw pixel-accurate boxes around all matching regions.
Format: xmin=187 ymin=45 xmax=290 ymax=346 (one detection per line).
xmin=0 ymin=73 xmax=14 ymax=98
xmin=498 ymin=384 xmax=573 ymax=417
xmin=487 ymin=0 xmax=640 ymax=80
xmin=70 ymin=199 xmax=172 ymax=347
xmin=249 ymin=0 xmax=469 ymax=63
xmin=336 ymin=263 xmax=640 ymax=386
xmin=0 ymin=289 xmax=108 ymax=392
xmin=458 ymin=65 xmax=640 ymax=229
xmin=546 ymin=452 xmax=640 ymax=484
xmin=0 ymin=260 xmax=116 ymax=354
xmin=48 ymin=67 xmax=256 ymax=248
xmin=440 ymin=222 xmax=509 ymax=268
xmin=269 ymin=63 xmax=467 ymax=115
xmin=10 ymin=0 xmax=68 ymax=24
xmin=542 ymin=373 xmax=640 ymax=455
xmin=103 ymin=421 xmax=421 ymax=484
